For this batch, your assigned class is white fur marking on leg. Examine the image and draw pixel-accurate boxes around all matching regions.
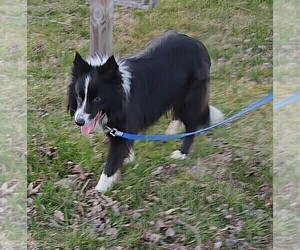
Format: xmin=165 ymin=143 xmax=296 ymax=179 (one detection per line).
xmin=124 ymin=149 xmax=135 ymax=164
xmin=165 ymin=120 xmax=184 ymax=135
xmin=209 ymin=105 xmax=224 ymax=125
xmin=170 ymin=150 xmax=187 ymax=160
xmin=95 ymin=171 xmax=119 ymax=193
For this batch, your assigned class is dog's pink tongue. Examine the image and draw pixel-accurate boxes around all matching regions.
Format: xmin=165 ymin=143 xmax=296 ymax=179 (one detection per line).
xmin=81 ymin=118 xmax=97 ymax=136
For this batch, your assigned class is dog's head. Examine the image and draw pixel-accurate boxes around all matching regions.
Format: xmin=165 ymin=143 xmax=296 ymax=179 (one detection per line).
xmin=67 ymin=52 xmax=128 ymax=135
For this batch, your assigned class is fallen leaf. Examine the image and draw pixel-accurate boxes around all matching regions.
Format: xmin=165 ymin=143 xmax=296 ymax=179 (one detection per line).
xmin=82 ymin=188 xmax=120 ymax=235
xmin=266 ymin=197 xmax=273 ymax=207
xmin=71 ymin=164 xmax=91 ymax=181
xmin=225 ymin=214 xmax=232 ymax=219
xmin=132 ymin=211 xmax=141 ymax=219
xmin=147 ymin=194 xmax=160 ymax=202
xmin=14 ymin=146 xmax=27 ymax=156
xmin=257 ymin=183 xmax=271 ymax=195
xmin=161 ymin=243 xmax=186 ymax=250
xmin=55 ymin=178 xmax=76 ymax=189
xmin=72 ymin=164 xmax=83 ymax=173
xmin=34 ymin=44 xmax=44 ymax=53
xmin=282 ymin=183 xmax=294 ymax=194
xmin=28 ymin=233 xmax=38 ymax=250
xmin=38 ymin=146 xmax=58 ymax=160
xmin=156 ymin=219 xmax=165 ymax=229
xmin=214 ymin=241 xmax=222 ymax=249
xmin=149 ymin=221 xmax=155 ymax=226
xmin=106 ymin=227 xmax=118 ymax=239
xmin=74 ymin=201 xmax=88 ymax=215
xmin=54 ymin=210 xmax=64 ymax=224
xmin=149 ymin=180 xmax=160 ymax=188
xmin=143 ymin=231 xmax=162 ymax=244
xmin=151 ymin=164 xmax=178 ymax=179
xmin=165 ymin=228 xmax=175 ymax=237
xmin=245 ymin=166 xmax=259 ymax=177
xmin=209 ymin=226 xmax=218 ymax=231
xmin=0 ymin=180 xmax=19 ymax=197
xmin=27 ymin=180 xmax=43 ymax=197
xmin=159 ymin=208 xmax=179 ymax=216
xmin=206 ymin=195 xmax=214 ymax=203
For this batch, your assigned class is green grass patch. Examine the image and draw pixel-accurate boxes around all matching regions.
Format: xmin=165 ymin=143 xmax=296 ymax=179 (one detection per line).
xmin=28 ymin=0 xmax=272 ymax=248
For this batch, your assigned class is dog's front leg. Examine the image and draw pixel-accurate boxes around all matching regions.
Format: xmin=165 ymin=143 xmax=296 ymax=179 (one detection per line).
xmin=95 ymin=137 xmax=128 ymax=193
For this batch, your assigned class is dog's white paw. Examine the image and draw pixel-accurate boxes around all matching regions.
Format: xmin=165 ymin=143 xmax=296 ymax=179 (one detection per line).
xmin=170 ymin=150 xmax=187 ymax=160
xmin=124 ymin=149 xmax=135 ymax=164
xmin=165 ymin=120 xmax=184 ymax=134
xmin=95 ymin=171 xmax=119 ymax=193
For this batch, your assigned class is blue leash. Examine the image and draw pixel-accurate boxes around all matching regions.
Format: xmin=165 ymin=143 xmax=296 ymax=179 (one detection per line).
xmin=107 ymin=92 xmax=273 ymax=141
xmin=273 ymin=92 xmax=300 ymax=110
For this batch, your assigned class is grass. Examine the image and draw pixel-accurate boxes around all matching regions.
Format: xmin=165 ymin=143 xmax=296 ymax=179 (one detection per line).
xmin=28 ymin=0 xmax=272 ymax=249
xmin=0 ymin=0 xmax=27 ymax=249
xmin=273 ymin=2 xmax=300 ymax=248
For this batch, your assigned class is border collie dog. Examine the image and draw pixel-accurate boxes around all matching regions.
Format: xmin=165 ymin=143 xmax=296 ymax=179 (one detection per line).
xmin=67 ymin=31 xmax=224 ymax=192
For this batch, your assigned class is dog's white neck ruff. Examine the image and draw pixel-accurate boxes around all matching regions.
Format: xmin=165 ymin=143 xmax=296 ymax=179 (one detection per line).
xmin=86 ymin=54 xmax=132 ymax=99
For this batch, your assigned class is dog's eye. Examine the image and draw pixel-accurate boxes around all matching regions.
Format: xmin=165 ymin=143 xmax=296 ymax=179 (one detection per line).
xmin=93 ymin=97 xmax=101 ymax=103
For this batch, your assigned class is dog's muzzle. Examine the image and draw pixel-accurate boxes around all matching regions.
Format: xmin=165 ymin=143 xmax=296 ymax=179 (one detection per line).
xmin=75 ymin=118 xmax=85 ymax=126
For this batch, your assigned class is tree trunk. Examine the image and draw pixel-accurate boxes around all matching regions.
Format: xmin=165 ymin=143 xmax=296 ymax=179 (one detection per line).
xmin=90 ymin=0 xmax=113 ymax=56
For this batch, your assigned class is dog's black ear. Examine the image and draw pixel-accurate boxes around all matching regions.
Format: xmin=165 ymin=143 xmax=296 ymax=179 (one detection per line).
xmin=74 ymin=52 xmax=86 ymax=66
xmin=72 ymin=52 xmax=90 ymax=78
xmin=67 ymin=88 xmax=77 ymax=117
xmin=97 ymin=56 xmax=120 ymax=83
xmin=68 ymin=52 xmax=88 ymax=117
xmin=103 ymin=56 xmax=119 ymax=71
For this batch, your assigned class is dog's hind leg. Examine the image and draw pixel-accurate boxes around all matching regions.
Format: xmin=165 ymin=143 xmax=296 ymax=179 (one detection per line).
xmin=165 ymin=120 xmax=184 ymax=135
xmin=95 ymin=137 xmax=131 ymax=192
xmin=170 ymin=124 xmax=199 ymax=160
xmin=171 ymin=77 xmax=210 ymax=160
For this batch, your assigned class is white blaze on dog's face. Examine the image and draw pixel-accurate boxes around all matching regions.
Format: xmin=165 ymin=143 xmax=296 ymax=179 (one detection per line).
xmin=74 ymin=75 xmax=93 ymax=132
xmin=68 ymin=52 xmax=129 ymax=136
xmin=74 ymin=73 xmax=105 ymax=136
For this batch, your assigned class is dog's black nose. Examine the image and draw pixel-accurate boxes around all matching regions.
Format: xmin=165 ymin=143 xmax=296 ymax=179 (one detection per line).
xmin=75 ymin=119 xmax=85 ymax=126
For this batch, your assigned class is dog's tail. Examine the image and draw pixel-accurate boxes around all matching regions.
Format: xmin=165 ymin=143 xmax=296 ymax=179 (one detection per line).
xmin=209 ymin=105 xmax=224 ymax=125
xmin=166 ymin=106 xmax=224 ymax=135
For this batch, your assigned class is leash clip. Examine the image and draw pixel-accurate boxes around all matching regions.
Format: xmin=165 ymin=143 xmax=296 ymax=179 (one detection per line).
xmin=105 ymin=126 xmax=118 ymax=137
